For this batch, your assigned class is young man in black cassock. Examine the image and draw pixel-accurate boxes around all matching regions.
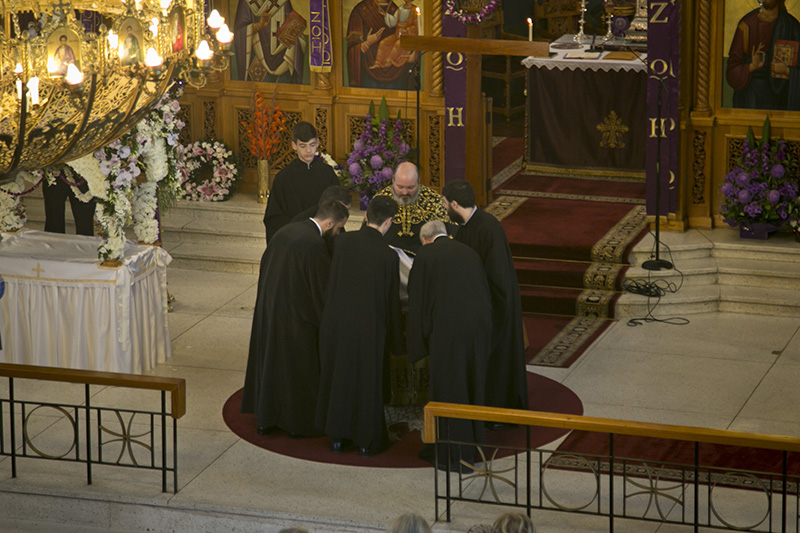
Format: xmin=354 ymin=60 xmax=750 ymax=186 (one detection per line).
xmin=407 ymin=220 xmax=493 ymax=472
xmin=242 ymin=201 xmax=350 ymax=437
xmin=315 ymin=196 xmax=404 ymax=457
xmin=442 ymin=180 xmax=529 ymax=425
xmin=263 ymin=121 xmax=340 ymax=244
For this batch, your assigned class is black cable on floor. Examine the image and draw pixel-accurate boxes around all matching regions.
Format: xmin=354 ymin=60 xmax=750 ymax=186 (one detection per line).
xmin=623 ymin=233 xmax=690 ymax=327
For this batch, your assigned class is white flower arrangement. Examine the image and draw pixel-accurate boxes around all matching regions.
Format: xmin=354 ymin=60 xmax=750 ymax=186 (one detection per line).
xmin=180 ymin=140 xmax=241 ymax=201
xmin=0 ymin=84 xmax=185 ymax=261
xmin=0 ymin=174 xmax=33 ymax=232
xmin=319 ymin=152 xmax=343 ymax=179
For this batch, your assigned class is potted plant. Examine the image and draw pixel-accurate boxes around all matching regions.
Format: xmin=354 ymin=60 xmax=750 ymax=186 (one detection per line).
xmin=721 ymin=116 xmax=799 ymax=239
xmin=241 ymin=89 xmax=287 ymax=204
xmin=339 ymin=98 xmax=411 ymax=209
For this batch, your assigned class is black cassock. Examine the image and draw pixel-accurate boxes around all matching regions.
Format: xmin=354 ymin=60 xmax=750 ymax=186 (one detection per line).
xmin=263 ymin=157 xmax=339 ymax=243
xmin=407 ymin=236 xmax=493 ymax=466
xmin=241 ymin=219 xmax=331 ymax=436
xmin=315 ymin=226 xmax=404 ymax=452
xmin=455 ymin=209 xmax=529 ymax=410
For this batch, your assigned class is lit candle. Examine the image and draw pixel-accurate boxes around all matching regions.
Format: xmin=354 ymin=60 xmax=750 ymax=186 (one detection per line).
xmin=47 ymin=57 xmax=57 ymax=73
xmin=415 ymin=7 xmax=421 ymax=34
xmin=107 ymin=30 xmax=118 ymax=51
xmin=215 ymin=24 xmax=233 ymax=45
xmin=207 ymin=9 xmax=224 ymax=30
xmin=150 ymin=18 xmax=159 ymax=37
xmin=15 ymin=63 xmax=22 ymax=99
xmin=65 ymin=63 xmax=84 ymax=85
xmin=160 ymin=0 xmax=171 ymax=10
xmin=527 ymin=18 xmax=533 ymax=41
xmin=27 ymin=77 xmax=40 ymax=105
xmin=145 ymin=47 xmax=163 ymax=67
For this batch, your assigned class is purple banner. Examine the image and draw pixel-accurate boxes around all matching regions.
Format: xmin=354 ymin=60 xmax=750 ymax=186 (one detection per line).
xmin=646 ymin=2 xmax=681 ymax=217
xmin=309 ymin=0 xmax=332 ymax=72
xmin=443 ymin=13 xmax=466 ymax=184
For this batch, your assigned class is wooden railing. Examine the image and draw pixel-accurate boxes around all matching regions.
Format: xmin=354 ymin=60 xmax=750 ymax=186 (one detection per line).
xmin=0 ymin=363 xmax=186 ymax=493
xmin=424 ymin=402 xmax=800 ymax=532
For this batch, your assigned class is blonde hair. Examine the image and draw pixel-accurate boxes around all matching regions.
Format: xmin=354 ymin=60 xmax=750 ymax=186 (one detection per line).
xmin=491 ymin=512 xmax=536 ymax=533
xmin=387 ymin=513 xmax=432 ymax=533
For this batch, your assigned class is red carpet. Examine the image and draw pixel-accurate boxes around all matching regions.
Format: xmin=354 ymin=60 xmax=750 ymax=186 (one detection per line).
xmin=492 ymin=137 xmax=524 ymax=176
xmin=222 ymin=372 xmax=583 ymax=468
xmin=488 ymin=139 xmax=648 ymax=368
xmin=553 ymin=430 xmax=800 ymax=482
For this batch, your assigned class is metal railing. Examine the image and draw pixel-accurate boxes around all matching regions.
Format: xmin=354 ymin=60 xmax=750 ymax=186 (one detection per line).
xmin=0 ymin=363 xmax=186 ymax=493
xmin=423 ymin=402 xmax=800 ymax=532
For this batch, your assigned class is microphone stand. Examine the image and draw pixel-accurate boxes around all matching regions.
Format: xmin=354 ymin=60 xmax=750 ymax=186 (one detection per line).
xmin=642 ymin=74 xmax=673 ymax=271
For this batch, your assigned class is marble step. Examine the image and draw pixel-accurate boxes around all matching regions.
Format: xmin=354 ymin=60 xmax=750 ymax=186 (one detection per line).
xmin=624 ymin=257 xmax=719 ymax=287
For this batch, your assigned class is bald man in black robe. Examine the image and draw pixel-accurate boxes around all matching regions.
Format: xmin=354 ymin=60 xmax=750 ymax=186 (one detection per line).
xmin=443 ymin=180 xmax=528 ymax=425
xmin=315 ymin=196 xmax=404 ymax=456
xmin=242 ymin=201 xmax=349 ymax=437
xmin=407 ymin=220 xmax=493 ymax=471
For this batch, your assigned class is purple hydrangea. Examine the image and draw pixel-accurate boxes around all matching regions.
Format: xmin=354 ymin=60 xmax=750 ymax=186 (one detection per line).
xmin=380 ymin=167 xmax=394 ymax=180
xmin=735 ymin=171 xmax=750 ymax=187
xmin=767 ymin=190 xmax=781 ymax=205
xmin=370 ymin=155 xmax=384 ymax=169
xmin=737 ymin=189 xmax=752 ymax=204
xmin=398 ymin=142 xmax=410 ymax=156
xmin=349 ymin=163 xmax=362 ymax=178
xmin=721 ymin=182 xmax=735 ymax=197
xmin=353 ymin=140 xmax=365 ymax=152
xmin=771 ymin=164 xmax=785 ymax=178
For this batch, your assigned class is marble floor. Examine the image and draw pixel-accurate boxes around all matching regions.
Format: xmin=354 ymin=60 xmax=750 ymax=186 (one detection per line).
xmin=2 ymin=236 xmax=800 ymax=532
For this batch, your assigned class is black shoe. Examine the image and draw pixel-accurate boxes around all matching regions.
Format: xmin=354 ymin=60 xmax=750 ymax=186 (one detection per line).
xmin=330 ymin=439 xmax=353 ymax=453
xmin=257 ymin=425 xmax=276 ymax=435
xmin=486 ymin=422 xmax=518 ymax=431
xmin=359 ymin=442 xmax=389 ymax=457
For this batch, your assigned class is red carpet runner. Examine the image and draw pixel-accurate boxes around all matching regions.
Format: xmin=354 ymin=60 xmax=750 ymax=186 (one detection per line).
xmin=223 ymin=372 xmax=582 ymax=468
xmin=490 ymin=137 xmax=648 ymax=367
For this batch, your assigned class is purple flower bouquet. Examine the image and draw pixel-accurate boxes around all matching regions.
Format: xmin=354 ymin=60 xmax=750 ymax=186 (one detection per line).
xmin=720 ymin=116 xmax=799 ymax=235
xmin=339 ymin=102 xmax=410 ymax=206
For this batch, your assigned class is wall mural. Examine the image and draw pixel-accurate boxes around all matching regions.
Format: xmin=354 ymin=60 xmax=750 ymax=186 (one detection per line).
xmin=722 ymin=0 xmax=800 ymax=110
xmin=342 ymin=0 xmax=423 ymax=90
xmin=230 ymin=0 xmax=311 ymax=83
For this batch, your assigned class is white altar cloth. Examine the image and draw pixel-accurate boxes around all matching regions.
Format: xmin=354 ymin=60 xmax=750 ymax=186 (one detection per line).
xmin=0 ymin=228 xmax=172 ymax=374
xmin=522 ymin=34 xmax=647 ymax=73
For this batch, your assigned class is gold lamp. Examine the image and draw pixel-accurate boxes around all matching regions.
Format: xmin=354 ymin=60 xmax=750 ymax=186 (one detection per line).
xmin=0 ymin=0 xmax=233 ymax=185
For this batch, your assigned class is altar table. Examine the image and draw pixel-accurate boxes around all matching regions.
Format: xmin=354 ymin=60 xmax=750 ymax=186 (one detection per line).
xmin=523 ymin=35 xmax=647 ymax=177
xmin=0 ymin=229 xmax=172 ymax=374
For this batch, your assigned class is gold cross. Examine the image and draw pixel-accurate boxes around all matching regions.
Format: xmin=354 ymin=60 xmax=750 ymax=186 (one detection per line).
xmin=32 ymin=262 xmax=45 ymax=278
xmin=597 ymin=110 xmax=629 ymax=149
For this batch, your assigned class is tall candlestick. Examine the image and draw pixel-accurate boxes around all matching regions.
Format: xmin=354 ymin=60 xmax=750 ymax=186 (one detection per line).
xmin=527 ymin=18 xmax=532 ymax=41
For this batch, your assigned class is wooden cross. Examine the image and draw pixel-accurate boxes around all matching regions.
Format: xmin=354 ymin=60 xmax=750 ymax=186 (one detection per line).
xmin=399 ymin=34 xmax=548 ymax=206
xmin=32 ymin=262 xmax=44 ymax=278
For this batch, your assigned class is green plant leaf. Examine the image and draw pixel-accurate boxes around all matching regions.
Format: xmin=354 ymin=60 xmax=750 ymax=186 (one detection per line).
xmin=761 ymin=115 xmax=771 ymax=148
xmin=378 ymin=96 xmax=389 ymax=121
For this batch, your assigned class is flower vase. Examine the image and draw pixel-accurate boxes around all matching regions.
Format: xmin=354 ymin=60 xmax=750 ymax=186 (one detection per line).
xmin=257 ymin=160 xmax=270 ymax=204
xmin=739 ymin=222 xmax=780 ymax=240
xmin=359 ymin=192 xmax=371 ymax=211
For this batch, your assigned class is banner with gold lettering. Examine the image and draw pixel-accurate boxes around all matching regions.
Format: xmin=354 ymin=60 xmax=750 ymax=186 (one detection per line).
xmin=309 ymin=0 xmax=331 ymax=72
xmin=443 ymin=14 xmax=466 ymax=184
xmin=646 ymin=1 xmax=680 ymax=216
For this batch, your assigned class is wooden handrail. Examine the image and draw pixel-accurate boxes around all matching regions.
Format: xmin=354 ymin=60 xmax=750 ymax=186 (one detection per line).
xmin=0 ymin=363 xmax=186 ymax=419
xmin=423 ymin=402 xmax=800 ymax=452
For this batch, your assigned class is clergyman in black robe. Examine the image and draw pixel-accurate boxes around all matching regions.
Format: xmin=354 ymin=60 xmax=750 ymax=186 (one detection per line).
xmin=263 ymin=122 xmax=339 ymax=243
xmin=315 ymin=196 xmax=404 ymax=456
xmin=443 ymin=180 xmax=529 ymax=419
xmin=407 ymin=220 xmax=493 ymax=471
xmin=241 ymin=201 xmax=350 ymax=437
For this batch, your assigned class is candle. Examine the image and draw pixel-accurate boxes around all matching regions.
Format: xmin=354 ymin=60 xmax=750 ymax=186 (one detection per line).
xmin=527 ymin=18 xmax=533 ymax=41
xmin=65 ymin=64 xmax=84 ymax=85
xmin=145 ymin=47 xmax=163 ymax=67
xmin=27 ymin=77 xmax=40 ymax=105
xmin=107 ymin=30 xmax=118 ymax=51
xmin=216 ymin=24 xmax=234 ymax=44
xmin=415 ymin=7 xmax=421 ymax=34
xmin=207 ymin=9 xmax=224 ymax=30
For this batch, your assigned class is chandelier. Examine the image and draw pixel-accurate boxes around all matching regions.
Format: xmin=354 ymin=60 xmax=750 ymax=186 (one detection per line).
xmin=0 ymin=0 xmax=233 ymax=185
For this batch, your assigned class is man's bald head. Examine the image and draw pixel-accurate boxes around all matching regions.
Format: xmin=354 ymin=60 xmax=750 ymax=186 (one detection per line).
xmin=392 ymin=162 xmax=420 ymax=206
